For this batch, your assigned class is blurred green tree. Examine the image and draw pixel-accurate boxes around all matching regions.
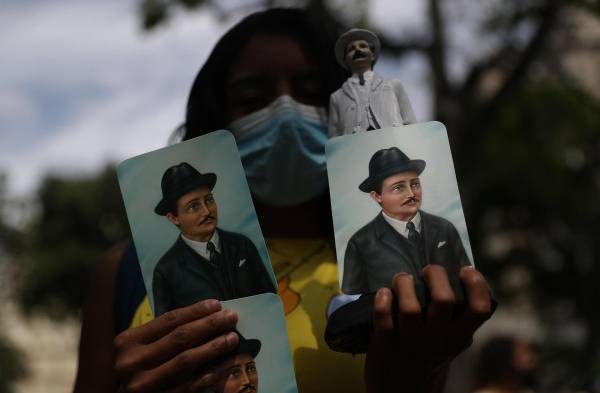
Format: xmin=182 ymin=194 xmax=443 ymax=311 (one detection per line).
xmin=0 ymin=174 xmax=23 ymax=256
xmin=0 ymin=334 xmax=27 ymax=393
xmin=16 ymin=166 xmax=129 ymax=319
xmin=0 ymin=173 xmax=27 ymax=393
xmin=472 ymin=82 xmax=600 ymax=390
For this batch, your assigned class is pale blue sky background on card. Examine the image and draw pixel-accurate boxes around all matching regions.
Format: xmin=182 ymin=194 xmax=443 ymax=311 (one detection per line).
xmin=326 ymin=122 xmax=474 ymax=282
xmin=117 ymin=130 xmax=275 ymax=310
xmin=222 ymin=294 xmax=298 ymax=393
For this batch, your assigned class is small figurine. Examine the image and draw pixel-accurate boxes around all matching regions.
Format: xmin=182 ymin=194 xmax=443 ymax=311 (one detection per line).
xmin=329 ymin=29 xmax=416 ymax=137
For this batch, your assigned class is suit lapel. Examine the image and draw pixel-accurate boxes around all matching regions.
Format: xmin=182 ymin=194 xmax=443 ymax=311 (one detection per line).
xmin=177 ymin=236 xmax=209 ymax=272
xmin=420 ymin=211 xmax=439 ymax=264
xmin=373 ymin=213 xmax=420 ymax=272
xmin=177 ymin=234 xmax=230 ymax=290
xmin=370 ymin=73 xmax=384 ymax=92
xmin=213 ymin=229 xmax=239 ymax=299
xmin=341 ymin=80 xmax=355 ymax=101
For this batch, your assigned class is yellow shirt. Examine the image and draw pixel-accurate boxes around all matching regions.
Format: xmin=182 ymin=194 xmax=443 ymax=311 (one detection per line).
xmin=130 ymin=237 xmax=366 ymax=393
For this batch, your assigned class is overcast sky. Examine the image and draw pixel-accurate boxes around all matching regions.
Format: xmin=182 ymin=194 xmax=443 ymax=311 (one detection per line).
xmin=1 ymin=0 xmax=493 ymax=200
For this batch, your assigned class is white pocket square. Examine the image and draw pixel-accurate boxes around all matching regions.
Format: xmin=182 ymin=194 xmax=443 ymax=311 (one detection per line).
xmin=437 ymin=241 xmax=446 ymax=248
xmin=239 ymin=258 xmax=247 ymax=267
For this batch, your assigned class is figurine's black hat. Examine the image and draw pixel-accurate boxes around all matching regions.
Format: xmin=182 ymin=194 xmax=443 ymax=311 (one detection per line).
xmin=154 ymin=162 xmax=216 ymax=215
xmin=335 ymin=28 xmax=381 ymax=70
xmin=233 ymin=330 xmax=261 ymax=358
xmin=359 ymin=147 xmax=425 ymax=193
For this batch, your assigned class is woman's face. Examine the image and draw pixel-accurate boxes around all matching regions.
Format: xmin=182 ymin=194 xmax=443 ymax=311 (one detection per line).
xmin=225 ymin=33 xmax=326 ymax=123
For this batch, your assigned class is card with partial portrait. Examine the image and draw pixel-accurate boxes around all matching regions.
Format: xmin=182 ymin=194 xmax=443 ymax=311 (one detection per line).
xmin=218 ymin=293 xmax=298 ymax=393
xmin=117 ymin=130 xmax=277 ymax=316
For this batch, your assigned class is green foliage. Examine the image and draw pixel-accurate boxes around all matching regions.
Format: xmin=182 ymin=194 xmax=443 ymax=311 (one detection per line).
xmin=0 ymin=174 xmax=23 ymax=256
xmin=478 ymin=83 xmax=599 ymax=222
xmin=467 ymin=82 xmax=600 ymax=387
xmin=16 ymin=165 xmax=129 ymax=319
xmin=0 ymin=334 xmax=27 ymax=393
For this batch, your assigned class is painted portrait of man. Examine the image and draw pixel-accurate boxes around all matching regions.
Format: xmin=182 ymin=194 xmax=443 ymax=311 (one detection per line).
xmin=152 ymin=162 xmax=276 ymax=316
xmin=342 ymin=147 xmax=471 ymax=295
xmin=216 ymin=332 xmax=262 ymax=393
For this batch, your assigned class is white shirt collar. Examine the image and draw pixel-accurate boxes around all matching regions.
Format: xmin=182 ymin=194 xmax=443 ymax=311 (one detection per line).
xmin=181 ymin=230 xmax=220 ymax=260
xmin=350 ymin=69 xmax=374 ymax=84
xmin=382 ymin=211 xmax=421 ymax=239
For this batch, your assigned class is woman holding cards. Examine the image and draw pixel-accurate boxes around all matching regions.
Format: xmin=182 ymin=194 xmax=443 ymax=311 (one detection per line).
xmin=74 ymin=7 xmax=493 ymax=393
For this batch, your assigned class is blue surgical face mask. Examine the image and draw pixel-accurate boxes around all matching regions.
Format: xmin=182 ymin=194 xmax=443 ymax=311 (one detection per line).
xmin=227 ymin=95 xmax=328 ymax=207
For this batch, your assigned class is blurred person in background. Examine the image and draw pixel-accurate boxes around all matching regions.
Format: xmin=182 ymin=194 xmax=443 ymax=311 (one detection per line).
xmin=473 ymin=336 xmax=538 ymax=393
xmin=74 ymin=7 xmax=493 ymax=393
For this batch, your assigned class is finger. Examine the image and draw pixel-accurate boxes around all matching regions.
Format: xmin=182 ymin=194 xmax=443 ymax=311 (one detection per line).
xmin=372 ymin=287 xmax=394 ymax=334
xmin=391 ymin=272 xmax=422 ymax=337
xmin=115 ymin=308 xmax=237 ymax=378
xmin=126 ymin=332 xmax=239 ymax=393
xmin=450 ymin=266 xmax=492 ymax=355
xmin=423 ymin=265 xmax=456 ymax=331
xmin=187 ymin=366 xmax=225 ymax=392
xmin=139 ymin=300 xmax=222 ymax=344
xmin=114 ymin=300 xmax=222 ymax=356
xmin=143 ymin=309 xmax=238 ymax=367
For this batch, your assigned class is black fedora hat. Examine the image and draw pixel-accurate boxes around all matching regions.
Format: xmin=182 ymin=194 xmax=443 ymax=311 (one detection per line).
xmin=358 ymin=147 xmax=425 ymax=193
xmin=154 ymin=162 xmax=217 ymax=215
xmin=233 ymin=330 xmax=261 ymax=359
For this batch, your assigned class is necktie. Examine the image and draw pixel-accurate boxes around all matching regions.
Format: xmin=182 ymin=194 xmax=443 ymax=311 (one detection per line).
xmin=407 ymin=221 xmax=425 ymax=265
xmin=206 ymin=240 xmax=235 ymax=298
xmin=206 ymin=241 xmax=220 ymax=267
xmin=406 ymin=221 xmax=419 ymax=244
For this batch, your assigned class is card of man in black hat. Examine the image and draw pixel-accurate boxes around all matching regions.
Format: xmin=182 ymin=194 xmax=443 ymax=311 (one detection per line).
xmin=342 ymin=147 xmax=471 ymax=298
xmin=215 ymin=331 xmax=261 ymax=393
xmin=328 ymin=29 xmax=416 ymax=137
xmin=152 ymin=162 xmax=276 ymax=316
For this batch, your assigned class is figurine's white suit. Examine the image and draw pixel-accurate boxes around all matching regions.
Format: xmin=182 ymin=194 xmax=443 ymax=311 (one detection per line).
xmin=328 ymin=72 xmax=416 ymax=137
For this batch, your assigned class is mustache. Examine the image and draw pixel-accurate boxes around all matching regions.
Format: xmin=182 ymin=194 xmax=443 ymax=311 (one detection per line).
xmin=402 ymin=196 xmax=419 ymax=206
xmin=352 ymin=50 xmax=368 ymax=60
xmin=239 ymin=384 xmax=257 ymax=393
xmin=198 ymin=214 xmax=216 ymax=225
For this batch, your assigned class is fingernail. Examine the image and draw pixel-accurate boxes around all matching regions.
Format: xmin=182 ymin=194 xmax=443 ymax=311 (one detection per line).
xmin=226 ymin=332 xmax=239 ymax=346
xmin=393 ymin=272 xmax=413 ymax=280
xmin=199 ymin=372 xmax=217 ymax=384
xmin=205 ymin=299 xmax=220 ymax=310
xmin=375 ymin=288 xmax=388 ymax=301
xmin=223 ymin=310 xmax=237 ymax=323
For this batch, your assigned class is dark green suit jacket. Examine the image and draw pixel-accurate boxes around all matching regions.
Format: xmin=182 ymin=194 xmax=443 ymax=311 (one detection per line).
xmin=342 ymin=211 xmax=470 ymax=303
xmin=152 ymin=229 xmax=276 ymax=316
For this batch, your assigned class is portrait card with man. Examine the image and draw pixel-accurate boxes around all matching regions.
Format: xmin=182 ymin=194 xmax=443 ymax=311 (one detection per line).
xmin=218 ymin=293 xmax=299 ymax=393
xmin=117 ymin=130 xmax=277 ymax=316
xmin=326 ymin=122 xmax=474 ymax=306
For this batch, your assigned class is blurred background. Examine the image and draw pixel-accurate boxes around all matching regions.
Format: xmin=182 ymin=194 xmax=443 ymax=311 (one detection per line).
xmin=0 ymin=0 xmax=599 ymax=392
